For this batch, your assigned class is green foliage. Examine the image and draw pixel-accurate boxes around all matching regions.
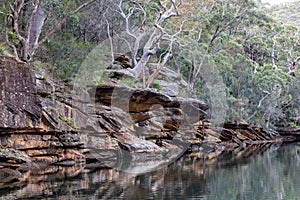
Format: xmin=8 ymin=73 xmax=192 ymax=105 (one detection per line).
xmin=0 ymin=43 xmax=8 ymax=54
xmin=44 ymin=0 xmax=300 ymax=131
xmin=252 ymin=65 xmax=290 ymax=94
xmin=1 ymin=0 xmax=300 ymax=131
xmin=145 ymin=1 xmax=161 ymax=26
xmin=44 ymin=33 xmax=92 ymax=81
xmin=95 ymin=71 xmax=112 ymax=85
xmin=33 ymin=62 xmax=44 ymax=71
xmin=288 ymin=121 xmax=299 ymax=128
xmin=243 ymin=35 xmax=270 ymax=65
xmin=7 ymin=30 xmax=19 ymax=44
xmin=59 ymin=115 xmax=77 ymax=130
xmin=150 ymin=82 xmax=161 ymax=92
xmin=119 ymin=77 xmax=140 ymax=88
xmin=67 ymin=14 xmax=79 ymax=30
xmin=269 ymin=0 xmax=300 ymax=27
xmin=44 ymin=0 xmax=77 ymax=18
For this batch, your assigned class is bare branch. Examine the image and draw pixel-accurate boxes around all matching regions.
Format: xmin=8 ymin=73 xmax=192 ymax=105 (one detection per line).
xmin=258 ymin=93 xmax=270 ymax=108
xmin=145 ymin=19 xmax=184 ymax=88
xmin=15 ymin=0 xmax=25 ymax=14
xmin=105 ymin=19 xmax=115 ymax=65
xmin=130 ymin=0 xmax=181 ymax=77
xmin=116 ymin=0 xmax=147 ymax=67
xmin=10 ymin=0 xmax=25 ymax=43
xmin=146 ymin=48 xmax=173 ymax=88
xmin=110 ymin=0 xmax=181 ymax=78
xmin=171 ymin=0 xmax=182 ymax=15
xmin=117 ymin=0 xmax=136 ymax=39
xmin=36 ymin=20 xmax=63 ymax=49
xmin=4 ymin=17 xmax=19 ymax=61
xmin=73 ymin=0 xmax=96 ymax=13
xmin=157 ymin=5 xmax=177 ymax=24
xmin=115 ymin=33 xmax=133 ymax=54
xmin=209 ymin=6 xmax=247 ymax=47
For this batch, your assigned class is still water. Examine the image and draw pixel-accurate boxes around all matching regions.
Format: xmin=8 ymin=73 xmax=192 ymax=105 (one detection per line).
xmin=1 ymin=144 xmax=300 ymax=199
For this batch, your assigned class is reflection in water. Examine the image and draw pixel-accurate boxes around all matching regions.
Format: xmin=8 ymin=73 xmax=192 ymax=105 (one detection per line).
xmin=1 ymin=144 xmax=300 ymax=199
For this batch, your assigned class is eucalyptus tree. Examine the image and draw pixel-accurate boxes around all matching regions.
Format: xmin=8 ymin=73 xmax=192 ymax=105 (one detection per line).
xmin=115 ymin=0 xmax=182 ymax=79
xmin=202 ymin=0 xmax=257 ymax=50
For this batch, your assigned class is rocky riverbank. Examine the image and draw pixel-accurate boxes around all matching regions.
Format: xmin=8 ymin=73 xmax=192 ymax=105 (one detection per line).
xmin=0 ymin=56 xmax=290 ymax=183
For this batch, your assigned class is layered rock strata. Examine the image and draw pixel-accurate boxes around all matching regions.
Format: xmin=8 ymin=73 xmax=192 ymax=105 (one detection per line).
xmin=0 ymin=56 xmax=286 ymax=183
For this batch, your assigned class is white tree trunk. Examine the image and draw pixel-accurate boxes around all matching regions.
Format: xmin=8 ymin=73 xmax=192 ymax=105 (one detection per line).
xmin=28 ymin=3 xmax=46 ymax=56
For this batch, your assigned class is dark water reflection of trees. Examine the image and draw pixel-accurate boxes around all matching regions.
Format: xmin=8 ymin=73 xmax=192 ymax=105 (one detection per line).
xmin=1 ymin=143 xmax=300 ymax=199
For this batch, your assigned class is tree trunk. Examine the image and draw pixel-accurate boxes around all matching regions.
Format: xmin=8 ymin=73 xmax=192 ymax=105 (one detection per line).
xmin=6 ymin=0 xmax=96 ymax=62
xmin=28 ymin=3 xmax=46 ymax=58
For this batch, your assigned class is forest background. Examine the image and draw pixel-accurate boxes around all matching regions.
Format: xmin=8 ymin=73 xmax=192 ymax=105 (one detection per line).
xmin=1 ymin=0 xmax=300 ymax=132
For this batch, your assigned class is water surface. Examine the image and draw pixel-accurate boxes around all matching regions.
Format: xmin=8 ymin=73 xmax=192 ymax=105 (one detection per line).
xmin=1 ymin=144 xmax=300 ymax=199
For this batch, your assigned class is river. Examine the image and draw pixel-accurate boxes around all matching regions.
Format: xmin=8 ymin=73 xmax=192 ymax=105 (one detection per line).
xmin=0 ymin=143 xmax=300 ymax=199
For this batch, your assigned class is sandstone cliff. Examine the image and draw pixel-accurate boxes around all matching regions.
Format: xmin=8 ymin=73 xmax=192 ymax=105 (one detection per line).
xmin=0 ymin=56 xmax=286 ymax=183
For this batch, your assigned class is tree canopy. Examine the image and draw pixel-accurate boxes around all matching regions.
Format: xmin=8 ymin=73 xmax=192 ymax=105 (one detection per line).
xmin=1 ymin=0 xmax=300 ymax=131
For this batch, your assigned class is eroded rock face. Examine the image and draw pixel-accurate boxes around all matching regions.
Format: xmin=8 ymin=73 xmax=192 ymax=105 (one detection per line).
xmin=89 ymin=85 xmax=208 ymax=132
xmin=0 ymin=56 xmax=41 ymax=130
xmin=0 ymin=57 xmax=87 ymax=172
xmin=0 ymin=56 xmax=285 ymax=185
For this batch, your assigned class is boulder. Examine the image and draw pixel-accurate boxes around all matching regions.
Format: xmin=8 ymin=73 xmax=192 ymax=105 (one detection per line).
xmin=156 ymin=80 xmax=179 ymax=97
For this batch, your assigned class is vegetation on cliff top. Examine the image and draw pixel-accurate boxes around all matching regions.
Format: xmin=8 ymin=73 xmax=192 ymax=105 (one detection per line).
xmin=0 ymin=0 xmax=300 ymax=131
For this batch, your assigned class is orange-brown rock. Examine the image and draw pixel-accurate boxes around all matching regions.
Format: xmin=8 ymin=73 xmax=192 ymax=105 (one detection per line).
xmin=0 ymin=56 xmax=289 ymax=182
